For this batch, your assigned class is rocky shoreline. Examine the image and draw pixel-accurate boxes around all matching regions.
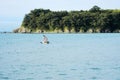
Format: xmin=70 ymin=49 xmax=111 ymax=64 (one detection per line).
xmin=13 ymin=27 xmax=120 ymax=33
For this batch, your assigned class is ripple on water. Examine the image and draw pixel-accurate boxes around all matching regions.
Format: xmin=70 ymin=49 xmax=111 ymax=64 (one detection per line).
xmin=90 ymin=76 xmax=97 ymax=80
xmin=44 ymin=77 xmax=53 ymax=79
xmin=116 ymin=78 xmax=120 ymax=80
xmin=44 ymin=71 xmax=49 ymax=73
xmin=113 ymin=67 xmax=120 ymax=70
xmin=19 ymin=67 xmax=26 ymax=71
xmin=0 ymin=73 xmax=3 ymax=76
xmin=90 ymin=67 xmax=101 ymax=71
xmin=58 ymin=73 xmax=67 ymax=76
xmin=70 ymin=68 xmax=77 ymax=71
xmin=17 ymin=79 xmax=25 ymax=80
xmin=29 ymin=73 xmax=34 ymax=74
xmin=12 ymin=70 xmax=19 ymax=73
xmin=0 ymin=72 xmax=9 ymax=80
xmin=1 ymin=76 xmax=9 ymax=79
xmin=18 ymin=78 xmax=33 ymax=80
xmin=0 ymin=57 xmax=2 ymax=59
xmin=26 ymin=78 xmax=34 ymax=80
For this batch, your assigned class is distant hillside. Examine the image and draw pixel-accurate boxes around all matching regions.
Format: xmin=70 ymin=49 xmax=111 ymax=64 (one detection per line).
xmin=14 ymin=6 xmax=120 ymax=33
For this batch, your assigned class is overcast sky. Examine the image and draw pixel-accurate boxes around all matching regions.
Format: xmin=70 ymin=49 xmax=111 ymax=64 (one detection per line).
xmin=0 ymin=0 xmax=120 ymax=32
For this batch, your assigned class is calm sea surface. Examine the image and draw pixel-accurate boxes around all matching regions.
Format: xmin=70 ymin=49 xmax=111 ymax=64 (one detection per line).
xmin=0 ymin=33 xmax=120 ymax=80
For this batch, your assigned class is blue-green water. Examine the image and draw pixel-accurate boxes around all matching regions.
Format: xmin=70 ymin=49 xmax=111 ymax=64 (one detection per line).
xmin=0 ymin=33 xmax=120 ymax=80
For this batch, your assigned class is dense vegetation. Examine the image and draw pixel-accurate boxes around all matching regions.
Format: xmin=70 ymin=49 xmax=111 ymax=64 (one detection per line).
xmin=20 ymin=6 xmax=120 ymax=33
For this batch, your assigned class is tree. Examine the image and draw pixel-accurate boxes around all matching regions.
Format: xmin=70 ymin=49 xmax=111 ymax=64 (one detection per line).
xmin=89 ymin=5 xmax=101 ymax=12
xmin=21 ymin=7 xmax=120 ymax=33
xmin=63 ymin=16 xmax=72 ymax=32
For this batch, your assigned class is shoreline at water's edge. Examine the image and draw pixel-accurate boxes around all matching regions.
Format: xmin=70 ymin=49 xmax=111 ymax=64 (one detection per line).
xmin=1 ymin=27 xmax=120 ymax=34
xmin=0 ymin=32 xmax=120 ymax=34
xmin=13 ymin=26 xmax=120 ymax=34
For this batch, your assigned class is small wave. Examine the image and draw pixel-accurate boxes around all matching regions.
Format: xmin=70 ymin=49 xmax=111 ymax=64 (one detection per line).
xmin=26 ymin=78 xmax=34 ymax=80
xmin=70 ymin=68 xmax=77 ymax=71
xmin=0 ymin=73 xmax=3 ymax=76
xmin=90 ymin=76 xmax=97 ymax=80
xmin=1 ymin=76 xmax=9 ymax=79
xmin=44 ymin=71 xmax=49 ymax=73
xmin=58 ymin=73 xmax=67 ymax=76
xmin=113 ymin=67 xmax=120 ymax=70
xmin=12 ymin=70 xmax=18 ymax=73
xmin=90 ymin=67 xmax=101 ymax=70
xmin=44 ymin=77 xmax=53 ymax=79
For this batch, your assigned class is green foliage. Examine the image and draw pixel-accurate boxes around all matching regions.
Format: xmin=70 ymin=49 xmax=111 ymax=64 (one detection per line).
xmin=89 ymin=5 xmax=101 ymax=12
xmin=22 ymin=6 xmax=120 ymax=33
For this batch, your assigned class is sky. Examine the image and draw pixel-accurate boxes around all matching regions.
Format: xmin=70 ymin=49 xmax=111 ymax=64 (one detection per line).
xmin=0 ymin=0 xmax=120 ymax=32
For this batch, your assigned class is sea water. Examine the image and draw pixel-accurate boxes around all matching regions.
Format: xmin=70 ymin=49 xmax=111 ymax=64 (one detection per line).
xmin=0 ymin=33 xmax=120 ymax=80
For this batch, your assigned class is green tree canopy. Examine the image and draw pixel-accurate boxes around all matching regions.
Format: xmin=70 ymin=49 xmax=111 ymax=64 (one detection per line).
xmin=89 ymin=5 xmax=101 ymax=12
xmin=21 ymin=6 xmax=120 ymax=33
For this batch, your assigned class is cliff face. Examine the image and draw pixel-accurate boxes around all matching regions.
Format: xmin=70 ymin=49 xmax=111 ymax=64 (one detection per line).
xmin=13 ymin=26 xmax=120 ymax=33
xmin=13 ymin=27 xmax=31 ymax=33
